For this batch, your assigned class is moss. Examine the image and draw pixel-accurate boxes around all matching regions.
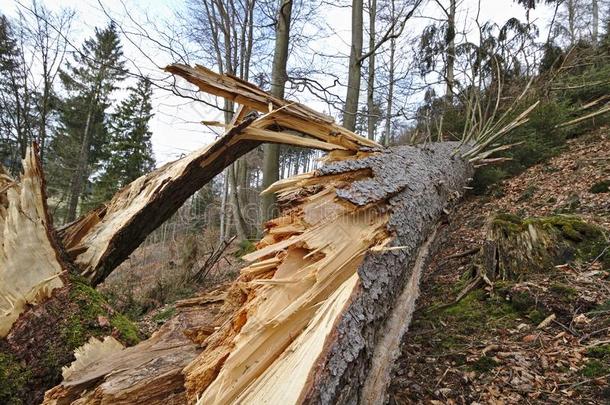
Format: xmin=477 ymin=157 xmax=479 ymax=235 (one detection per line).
xmin=550 ymin=283 xmax=579 ymax=302
xmin=470 ymin=356 xmax=499 ymax=373
xmin=581 ymin=359 xmax=610 ymax=378
xmin=236 ymin=239 xmax=256 ymax=257
xmin=589 ymin=179 xmax=610 ymax=194
xmin=492 ymin=213 xmax=525 ymax=234
xmin=587 ymin=344 xmax=610 ymax=359
xmin=110 ymin=314 xmax=140 ymax=346
xmin=510 ymin=290 xmax=536 ymax=313
xmin=504 ymin=289 xmax=549 ymax=324
xmin=524 ymin=215 xmax=608 ymax=267
xmin=0 ymin=353 xmax=32 ymax=405
xmin=440 ymin=289 xmax=518 ymax=331
xmin=527 ymin=309 xmax=547 ymax=325
xmin=63 ymin=277 xmax=140 ymax=347
xmin=152 ymin=306 xmax=176 ymax=324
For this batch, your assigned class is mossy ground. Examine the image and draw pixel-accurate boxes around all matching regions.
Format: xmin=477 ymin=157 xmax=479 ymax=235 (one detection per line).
xmin=389 ymin=132 xmax=610 ymax=404
xmin=0 ymin=352 xmax=32 ymax=405
xmin=492 ymin=213 xmax=610 ymax=271
xmin=0 ymin=277 xmax=140 ymax=404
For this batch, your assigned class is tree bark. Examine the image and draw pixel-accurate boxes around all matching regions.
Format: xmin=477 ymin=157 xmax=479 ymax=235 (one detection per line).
xmin=445 ymin=0 xmax=456 ymax=100
xmin=262 ymin=0 xmax=293 ymax=223
xmin=591 ymin=0 xmax=599 ymax=46
xmin=343 ymin=0 xmax=364 ymax=132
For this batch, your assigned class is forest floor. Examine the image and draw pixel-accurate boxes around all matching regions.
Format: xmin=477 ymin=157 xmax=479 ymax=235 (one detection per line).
xmin=99 ymin=128 xmax=609 ymax=403
xmin=388 ymin=128 xmax=610 ymax=404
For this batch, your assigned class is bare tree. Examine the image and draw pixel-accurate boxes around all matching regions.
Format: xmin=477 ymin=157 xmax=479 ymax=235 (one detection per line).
xmin=261 ymin=0 xmax=293 ymax=223
xmin=343 ymin=0 xmax=364 ymax=131
xmin=367 ymin=0 xmax=377 ymax=140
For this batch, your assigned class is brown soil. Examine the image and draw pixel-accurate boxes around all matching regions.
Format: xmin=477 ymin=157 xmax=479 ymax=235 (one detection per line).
xmin=388 ymin=130 xmax=610 ymax=404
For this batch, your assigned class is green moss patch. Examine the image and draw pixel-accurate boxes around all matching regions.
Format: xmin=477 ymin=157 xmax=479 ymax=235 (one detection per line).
xmin=589 ymin=180 xmax=610 ymax=194
xmin=66 ymin=277 xmax=140 ymax=347
xmin=586 ymin=344 xmax=610 ymax=359
xmin=490 ymin=214 xmax=609 ymax=276
xmin=582 ymin=344 xmax=610 ymax=378
xmin=0 ymin=352 xmax=32 ymax=405
xmin=439 ymin=289 xmax=519 ymax=332
xmin=581 ymin=359 xmax=610 ymax=378
xmin=152 ymin=306 xmax=176 ymax=324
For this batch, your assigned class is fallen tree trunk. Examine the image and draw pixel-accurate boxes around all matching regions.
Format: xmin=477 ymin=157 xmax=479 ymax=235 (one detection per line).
xmin=44 ymin=142 xmax=473 ymax=404
xmin=1 ymin=66 xmax=378 ymax=403
xmin=3 ymin=65 xmax=480 ymax=404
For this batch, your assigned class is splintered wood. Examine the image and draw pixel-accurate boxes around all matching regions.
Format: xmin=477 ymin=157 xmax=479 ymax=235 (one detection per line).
xmin=32 ymin=65 xmax=475 ymax=404
xmin=0 ymin=145 xmax=67 ymax=337
xmin=58 ymin=66 xmax=376 ymax=287
xmin=184 ymin=171 xmax=389 ymax=404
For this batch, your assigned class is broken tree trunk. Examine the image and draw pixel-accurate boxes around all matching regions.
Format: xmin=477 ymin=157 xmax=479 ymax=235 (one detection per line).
xmin=44 ymin=142 xmax=473 ymax=404
xmin=0 ymin=144 xmax=70 ymax=337
xmin=0 ymin=146 xmax=144 ymax=404
xmin=58 ymin=77 xmax=373 ymax=287
xmin=1 ymin=65 xmax=378 ymax=403
xmin=3 ymin=65 xmax=480 ymax=404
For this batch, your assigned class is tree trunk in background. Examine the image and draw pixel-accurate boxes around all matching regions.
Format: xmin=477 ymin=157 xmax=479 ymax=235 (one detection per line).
xmin=219 ymin=173 xmax=228 ymax=242
xmin=567 ymin=0 xmax=576 ymax=45
xmin=384 ymin=0 xmax=396 ymax=146
xmin=228 ymin=163 xmax=249 ymax=241
xmin=66 ymin=103 xmax=94 ymax=223
xmin=261 ymin=0 xmax=293 ymax=223
xmin=367 ymin=0 xmax=377 ymax=140
xmin=343 ymin=0 xmax=364 ymax=132
xmin=445 ymin=0 xmax=456 ymax=100
xmin=592 ymin=0 xmax=599 ymax=45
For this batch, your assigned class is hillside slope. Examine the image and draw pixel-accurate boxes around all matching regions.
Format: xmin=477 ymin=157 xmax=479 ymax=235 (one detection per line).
xmin=389 ymin=130 xmax=610 ymax=404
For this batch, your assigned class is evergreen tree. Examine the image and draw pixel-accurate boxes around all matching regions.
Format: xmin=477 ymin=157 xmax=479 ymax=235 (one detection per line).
xmin=90 ymin=77 xmax=156 ymax=205
xmin=47 ymin=22 xmax=126 ymax=222
xmin=0 ymin=15 xmax=37 ymax=174
xmin=0 ymin=15 xmax=21 ymax=171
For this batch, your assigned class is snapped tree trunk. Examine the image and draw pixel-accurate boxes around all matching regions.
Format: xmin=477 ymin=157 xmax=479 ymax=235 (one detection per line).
xmin=39 ymin=66 xmax=475 ymax=405
xmin=1 ymin=65 xmax=375 ymax=403
xmin=43 ymin=141 xmax=473 ymax=405
xmin=3 ymin=65 xmax=479 ymax=405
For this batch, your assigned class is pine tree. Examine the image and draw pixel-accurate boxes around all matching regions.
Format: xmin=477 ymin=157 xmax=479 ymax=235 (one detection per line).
xmin=0 ymin=15 xmax=21 ymax=171
xmin=48 ymin=22 xmax=126 ymax=223
xmin=90 ymin=77 xmax=155 ymax=206
xmin=0 ymin=15 xmax=37 ymax=174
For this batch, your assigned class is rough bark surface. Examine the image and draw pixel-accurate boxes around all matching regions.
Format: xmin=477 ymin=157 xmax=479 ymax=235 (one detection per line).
xmin=301 ymin=143 xmax=472 ymax=404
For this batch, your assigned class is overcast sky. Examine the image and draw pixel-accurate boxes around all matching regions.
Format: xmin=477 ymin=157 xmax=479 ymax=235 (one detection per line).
xmin=2 ymin=0 xmax=556 ymax=165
